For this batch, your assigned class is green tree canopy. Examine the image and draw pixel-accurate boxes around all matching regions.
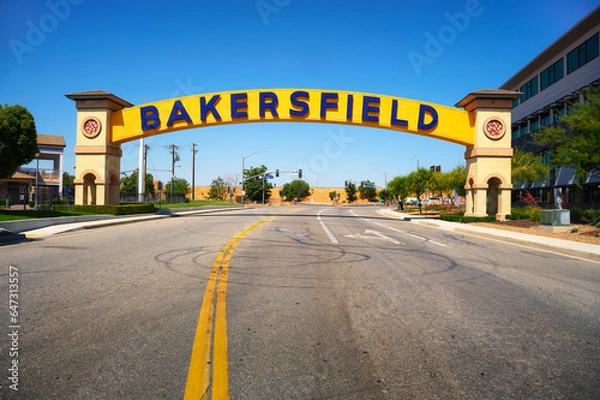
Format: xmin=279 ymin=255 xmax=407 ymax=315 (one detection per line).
xmin=407 ymin=167 xmax=434 ymax=212
xmin=345 ymin=182 xmax=357 ymax=203
xmin=120 ymin=170 xmax=155 ymax=194
xmin=387 ymin=175 xmax=411 ymax=210
xmin=164 ymin=177 xmax=189 ymax=195
xmin=447 ymin=165 xmax=467 ymax=197
xmin=281 ymin=179 xmax=310 ymax=201
xmin=358 ymin=180 xmax=378 ymax=202
xmin=511 ymin=148 xmax=548 ymax=186
xmin=0 ymin=104 xmax=39 ymax=178
xmin=534 ymin=90 xmax=600 ymax=181
xmin=208 ymin=176 xmax=229 ymax=201
xmin=62 ymin=171 xmax=74 ymax=188
xmin=243 ymin=165 xmax=273 ymax=202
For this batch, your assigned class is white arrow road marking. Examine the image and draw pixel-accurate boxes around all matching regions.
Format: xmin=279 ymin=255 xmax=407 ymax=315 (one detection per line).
xmin=350 ymin=209 xmax=447 ymax=247
xmin=344 ymin=229 xmax=401 ymax=245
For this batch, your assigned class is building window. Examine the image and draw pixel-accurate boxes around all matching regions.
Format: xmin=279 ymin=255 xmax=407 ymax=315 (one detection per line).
xmin=554 ymin=106 xmax=565 ymax=123
xmin=512 ymin=125 xmax=519 ymax=140
xmin=520 ymin=76 xmax=538 ymax=102
xmin=531 ymin=119 xmax=539 ymax=133
xmin=520 ymin=124 xmax=529 ymax=137
xmin=513 ymin=98 xmax=520 ymax=108
xmin=540 ymin=58 xmax=564 ymax=90
xmin=540 ymin=112 xmax=550 ymax=127
xmin=542 ymin=152 xmax=551 ymax=165
xmin=567 ymin=32 xmax=599 ymax=74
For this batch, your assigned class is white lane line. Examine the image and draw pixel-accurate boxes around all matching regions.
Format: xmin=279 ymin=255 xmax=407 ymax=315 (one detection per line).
xmin=350 ymin=209 xmax=447 ymax=247
xmin=317 ymin=209 xmax=339 ymax=244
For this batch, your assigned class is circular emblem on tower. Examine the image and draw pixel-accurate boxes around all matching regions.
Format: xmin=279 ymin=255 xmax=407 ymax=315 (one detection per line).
xmin=82 ymin=116 xmax=102 ymax=139
xmin=483 ymin=117 xmax=505 ymax=140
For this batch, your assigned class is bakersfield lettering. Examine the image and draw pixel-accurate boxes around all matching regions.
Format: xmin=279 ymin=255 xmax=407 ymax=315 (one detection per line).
xmin=140 ymin=90 xmax=438 ymax=131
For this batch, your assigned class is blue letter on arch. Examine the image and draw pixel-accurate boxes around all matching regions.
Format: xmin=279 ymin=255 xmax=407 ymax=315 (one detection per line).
xmin=167 ymin=100 xmax=192 ymax=127
xmin=417 ymin=104 xmax=438 ymax=130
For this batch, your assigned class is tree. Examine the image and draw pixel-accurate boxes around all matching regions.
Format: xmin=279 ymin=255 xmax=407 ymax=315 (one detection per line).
xmin=447 ymin=165 xmax=467 ymax=197
xmin=120 ymin=170 xmax=155 ymax=194
xmin=358 ymin=180 xmax=378 ymax=202
xmin=407 ymin=167 xmax=434 ymax=213
xmin=345 ymin=182 xmax=357 ymax=203
xmin=208 ymin=176 xmax=229 ymax=201
xmin=0 ymin=104 xmax=39 ymax=178
xmin=281 ymin=179 xmax=310 ymax=201
xmin=511 ymin=148 xmax=548 ymax=186
xmin=534 ymin=89 xmax=600 ymax=181
xmin=164 ymin=178 xmax=189 ymax=194
xmin=243 ymin=165 xmax=273 ymax=202
xmin=62 ymin=171 xmax=74 ymax=197
xmin=387 ymin=175 xmax=411 ymax=210
xmin=329 ymin=190 xmax=339 ymax=201
xmin=430 ymin=171 xmax=450 ymax=198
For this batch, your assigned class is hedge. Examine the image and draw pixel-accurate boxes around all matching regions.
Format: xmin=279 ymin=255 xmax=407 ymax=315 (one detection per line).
xmin=440 ymin=213 xmax=496 ymax=223
xmin=54 ymin=203 xmax=156 ymax=215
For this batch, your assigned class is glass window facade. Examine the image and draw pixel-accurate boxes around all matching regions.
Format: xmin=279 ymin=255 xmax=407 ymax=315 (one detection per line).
xmin=540 ymin=59 xmax=564 ymax=90
xmin=567 ymin=32 xmax=599 ymax=74
xmin=520 ymin=76 xmax=538 ymax=102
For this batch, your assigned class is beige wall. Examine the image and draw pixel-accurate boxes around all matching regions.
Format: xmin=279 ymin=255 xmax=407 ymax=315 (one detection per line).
xmin=191 ymin=186 xmax=379 ymax=204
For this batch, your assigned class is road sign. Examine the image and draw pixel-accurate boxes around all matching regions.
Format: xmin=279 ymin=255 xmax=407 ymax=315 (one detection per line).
xmin=265 ymin=175 xmax=274 ymax=179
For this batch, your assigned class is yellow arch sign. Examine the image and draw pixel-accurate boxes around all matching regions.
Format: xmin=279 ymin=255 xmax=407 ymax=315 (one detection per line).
xmin=111 ymin=89 xmax=475 ymax=146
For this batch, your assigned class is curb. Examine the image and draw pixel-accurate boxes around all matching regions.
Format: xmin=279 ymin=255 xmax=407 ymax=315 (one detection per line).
xmin=378 ymin=208 xmax=600 ymax=261
xmin=19 ymin=207 xmax=242 ymax=239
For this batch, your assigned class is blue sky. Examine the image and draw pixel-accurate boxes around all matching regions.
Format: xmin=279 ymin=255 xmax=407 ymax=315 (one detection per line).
xmin=1 ymin=0 xmax=598 ymax=189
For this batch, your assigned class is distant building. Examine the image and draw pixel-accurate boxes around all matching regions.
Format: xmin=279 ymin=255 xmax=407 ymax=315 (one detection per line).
xmin=0 ymin=134 xmax=66 ymax=204
xmin=499 ymin=6 xmax=600 ymax=207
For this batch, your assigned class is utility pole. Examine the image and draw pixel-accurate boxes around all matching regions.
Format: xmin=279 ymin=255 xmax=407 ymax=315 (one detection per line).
xmin=166 ymin=144 xmax=181 ymax=203
xmin=143 ymin=143 xmax=150 ymax=198
xmin=191 ymin=143 xmax=198 ymax=200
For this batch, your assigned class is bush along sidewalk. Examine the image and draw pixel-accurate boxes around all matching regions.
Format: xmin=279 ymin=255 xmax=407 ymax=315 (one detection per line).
xmin=54 ymin=203 xmax=157 ymax=216
xmin=440 ymin=213 xmax=496 ymax=223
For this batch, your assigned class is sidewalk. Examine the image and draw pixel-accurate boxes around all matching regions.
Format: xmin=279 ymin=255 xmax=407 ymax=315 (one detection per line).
xmin=378 ymin=208 xmax=600 ymax=261
xmin=0 ymin=207 xmax=240 ymax=242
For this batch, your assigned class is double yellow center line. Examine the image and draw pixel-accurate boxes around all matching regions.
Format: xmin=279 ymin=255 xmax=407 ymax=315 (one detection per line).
xmin=184 ymin=210 xmax=298 ymax=399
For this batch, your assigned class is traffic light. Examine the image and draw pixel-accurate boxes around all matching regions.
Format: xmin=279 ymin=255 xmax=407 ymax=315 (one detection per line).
xmin=435 ymin=165 xmax=441 ymax=173
xmin=275 ymin=169 xmax=279 ymax=177
xmin=344 ymin=180 xmax=348 ymax=187
xmin=298 ymin=169 xmax=302 ymax=178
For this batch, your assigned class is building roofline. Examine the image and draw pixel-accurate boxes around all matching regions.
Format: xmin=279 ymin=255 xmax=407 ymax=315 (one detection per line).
xmin=499 ymin=6 xmax=600 ymax=89
xmin=65 ymin=90 xmax=133 ymax=108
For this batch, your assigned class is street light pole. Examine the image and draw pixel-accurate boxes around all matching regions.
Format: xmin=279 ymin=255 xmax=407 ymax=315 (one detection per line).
xmin=371 ymin=167 xmax=387 ymax=204
xmin=241 ymin=150 xmax=266 ymax=206
xmin=371 ymin=168 xmax=387 ymax=188
xmin=415 ymin=155 xmax=419 ymax=170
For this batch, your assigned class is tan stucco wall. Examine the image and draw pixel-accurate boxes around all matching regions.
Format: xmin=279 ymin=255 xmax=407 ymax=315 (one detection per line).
xmin=192 ymin=186 xmax=379 ymax=204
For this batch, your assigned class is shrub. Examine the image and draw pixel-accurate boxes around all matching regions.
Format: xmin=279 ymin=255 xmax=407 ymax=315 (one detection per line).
xmin=440 ymin=213 xmax=496 ymax=223
xmin=508 ymin=206 xmax=541 ymax=222
xmin=54 ymin=203 xmax=156 ymax=215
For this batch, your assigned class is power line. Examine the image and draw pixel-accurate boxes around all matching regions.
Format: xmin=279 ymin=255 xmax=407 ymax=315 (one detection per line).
xmin=165 ymin=144 xmax=182 ymax=202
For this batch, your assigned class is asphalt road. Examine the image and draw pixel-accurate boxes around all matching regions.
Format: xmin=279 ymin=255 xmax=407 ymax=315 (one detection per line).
xmin=1 ymin=206 xmax=599 ymax=399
